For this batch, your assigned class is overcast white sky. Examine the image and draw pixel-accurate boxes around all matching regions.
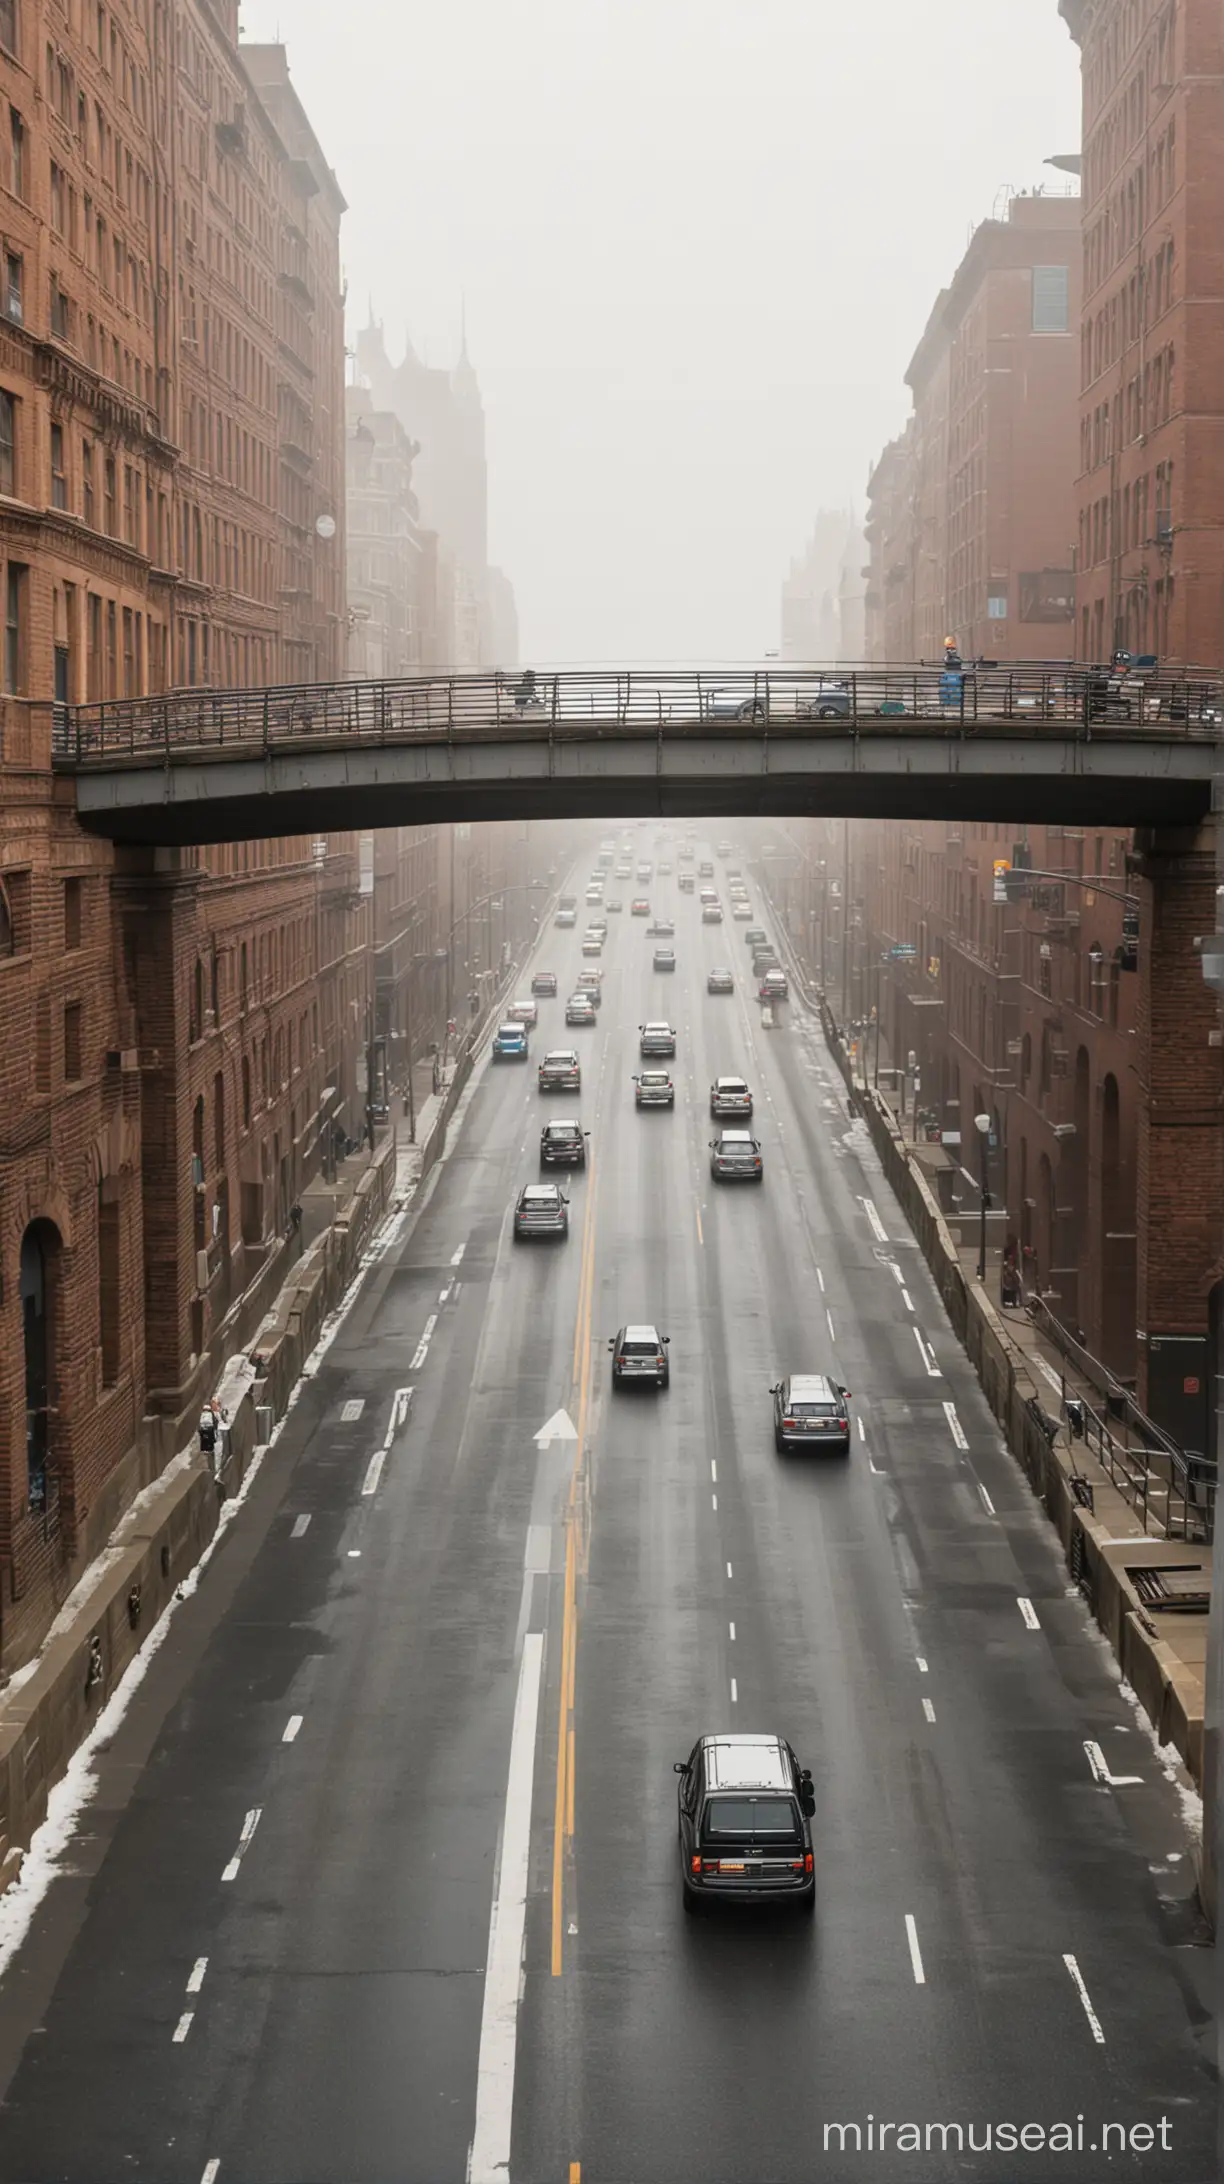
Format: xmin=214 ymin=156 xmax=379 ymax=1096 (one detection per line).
xmin=238 ymin=0 xmax=1081 ymax=661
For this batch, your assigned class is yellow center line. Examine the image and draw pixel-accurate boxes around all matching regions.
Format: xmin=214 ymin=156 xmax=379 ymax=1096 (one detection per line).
xmin=569 ymin=2165 xmax=582 ymax=2184
xmin=552 ymin=1153 xmax=597 ymax=1976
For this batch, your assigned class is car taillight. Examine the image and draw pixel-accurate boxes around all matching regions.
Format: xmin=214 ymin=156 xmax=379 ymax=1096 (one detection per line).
xmin=783 ymin=1417 xmax=794 ymax=1428
xmin=805 ymin=1851 xmax=813 ymax=1874
xmin=690 ymin=1854 xmax=702 ymax=1875
xmin=657 ymin=1354 xmax=665 ymax=1367
xmin=753 ymin=1158 xmax=761 ymax=1169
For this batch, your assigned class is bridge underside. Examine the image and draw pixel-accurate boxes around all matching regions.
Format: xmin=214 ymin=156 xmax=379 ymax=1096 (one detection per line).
xmin=66 ymin=729 xmax=1219 ymax=846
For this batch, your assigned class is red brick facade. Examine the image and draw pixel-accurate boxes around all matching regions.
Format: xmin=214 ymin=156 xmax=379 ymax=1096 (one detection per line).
xmin=1061 ymin=0 xmax=1224 ymax=666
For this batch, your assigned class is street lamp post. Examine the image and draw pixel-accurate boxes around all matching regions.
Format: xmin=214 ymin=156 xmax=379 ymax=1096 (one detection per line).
xmin=974 ymin=1112 xmax=991 ymax=1282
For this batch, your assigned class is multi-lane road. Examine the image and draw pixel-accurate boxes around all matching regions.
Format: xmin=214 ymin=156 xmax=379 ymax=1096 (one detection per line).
xmin=0 ymin=833 xmax=1213 ymax=2183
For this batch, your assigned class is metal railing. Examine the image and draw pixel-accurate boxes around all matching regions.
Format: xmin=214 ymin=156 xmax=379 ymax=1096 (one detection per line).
xmin=49 ymin=660 xmax=1224 ymax=765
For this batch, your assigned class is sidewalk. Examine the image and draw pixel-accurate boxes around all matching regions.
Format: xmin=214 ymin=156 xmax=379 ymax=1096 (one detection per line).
xmin=762 ymin=877 xmax=1207 ymax=1793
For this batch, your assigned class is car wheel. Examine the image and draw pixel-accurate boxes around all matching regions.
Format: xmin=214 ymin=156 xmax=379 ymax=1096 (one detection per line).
xmin=659 ymin=1371 xmax=670 ymax=1390
xmin=774 ymin=1431 xmax=786 ymax=1454
xmin=797 ymin=1886 xmax=816 ymax=1916
xmin=682 ymin=1883 xmax=705 ymax=1916
xmin=817 ymin=704 xmax=843 ymax=719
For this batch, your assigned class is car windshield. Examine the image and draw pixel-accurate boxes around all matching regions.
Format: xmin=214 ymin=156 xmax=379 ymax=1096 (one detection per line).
xmin=622 ymin=1340 xmax=660 ymax=1356
xmin=548 ymin=1125 xmax=581 ymax=1140
xmin=640 ymin=1074 xmax=668 ymax=1086
xmin=523 ymin=1189 xmax=558 ymax=1204
xmin=702 ymin=1796 xmax=801 ymax=1840
xmin=718 ymin=1081 xmax=747 ymax=1093
xmin=789 ymin=1401 xmax=840 ymax=1418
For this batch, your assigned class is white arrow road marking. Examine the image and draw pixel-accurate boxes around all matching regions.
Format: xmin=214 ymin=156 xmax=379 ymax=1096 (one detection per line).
xmin=467 ymin=1633 xmax=544 ymax=2184
xmin=534 ymin=1407 xmax=579 ymax=1448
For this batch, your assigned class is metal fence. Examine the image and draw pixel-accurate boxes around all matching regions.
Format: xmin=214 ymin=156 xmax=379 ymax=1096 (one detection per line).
xmin=50 ymin=660 xmax=1224 ymax=765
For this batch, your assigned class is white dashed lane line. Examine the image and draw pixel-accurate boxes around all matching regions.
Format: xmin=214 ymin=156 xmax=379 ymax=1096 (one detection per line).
xmin=283 ymin=1715 xmax=303 ymax=1744
xmin=187 ymin=1957 xmax=208 ymax=1993
xmin=450 ymin=1243 xmax=465 ymax=1266
xmin=409 ymin=1313 xmax=438 ymax=1371
xmin=905 ymin=1914 xmax=926 ymax=1985
xmin=942 ymin=1401 xmax=968 ymax=1450
xmin=900 ymin=1288 xmax=915 ymax=1313
xmin=914 ymin=1329 xmax=942 ymax=1376
xmin=290 ymin=1514 xmax=311 ymax=1539
xmin=922 ymin=1697 xmax=937 ymax=1724
xmin=915 ymin=1656 xmax=929 ymax=1674
xmin=826 ymin=1309 xmax=836 ymax=1342
xmin=1017 ymin=1597 xmax=1041 ymax=1630
xmin=862 ymin=1196 xmax=890 ymax=1245
xmin=221 ymin=1808 xmax=261 ymax=1884
xmin=172 ymin=2011 xmax=194 ymax=2043
xmin=1063 ymin=1954 xmax=1106 ymax=2043
xmin=977 ymin=1483 xmax=997 ymax=1517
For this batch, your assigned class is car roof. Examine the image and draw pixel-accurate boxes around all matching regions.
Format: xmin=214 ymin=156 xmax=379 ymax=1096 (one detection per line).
xmin=498 ymin=1022 xmax=525 ymax=1035
xmin=715 ymin=1075 xmax=747 ymax=1087
xmin=786 ymin=1374 xmax=840 ymax=1400
xmin=544 ymin=1049 xmax=578 ymax=1061
xmin=639 ymin=1069 xmax=670 ymax=1078
xmin=702 ymin=1734 xmax=791 ymax=1791
xmin=623 ymin=1323 xmax=661 ymax=1342
xmin=719 ymin=1128 xmax=755 ymax=1142
xmin=543 ymin=1118 xmax=581 ymax=1131
xmin=522 ymin=1184 xmax=562 ymax=1200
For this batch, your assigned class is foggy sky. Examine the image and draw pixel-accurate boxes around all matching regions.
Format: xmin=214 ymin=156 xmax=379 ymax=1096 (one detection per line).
xmin=238 ymin=1 xmax=1081 ymax=662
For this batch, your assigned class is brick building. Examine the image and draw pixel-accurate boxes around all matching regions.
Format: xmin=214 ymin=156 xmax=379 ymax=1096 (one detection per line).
xmin=864 ymin=193 xmax=1081 ymax=664
xmin=0 ymin=1 xmax=367 ymax=1674
xmin=1060 ymin=0 xmax=1224 ymax=666
xmin=773 ymin=807 xmax=1222 ymax=1460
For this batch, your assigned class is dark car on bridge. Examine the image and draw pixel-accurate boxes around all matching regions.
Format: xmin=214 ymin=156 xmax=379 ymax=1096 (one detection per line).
xmin=675 ymin=1732 xmax=815 ymax=1913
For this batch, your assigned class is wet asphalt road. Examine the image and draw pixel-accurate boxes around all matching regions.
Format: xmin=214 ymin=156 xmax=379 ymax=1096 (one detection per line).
xmin=0 ymin=838 xmax=1213 ymax=2184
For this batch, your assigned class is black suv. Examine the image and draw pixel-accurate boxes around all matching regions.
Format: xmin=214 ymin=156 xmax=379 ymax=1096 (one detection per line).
xmin=540 ymin=1119 xmax=588 ymax=1169
xmin=675 ymin=1732 xmax=815 ymax=1913
xmin=609 ymin=1324 xmax=670 ymax=1388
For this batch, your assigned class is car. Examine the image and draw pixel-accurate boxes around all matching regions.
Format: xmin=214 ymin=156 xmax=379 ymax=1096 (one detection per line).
xmin=678 ymin=845 xmax=694 ymax=862
xmin=606 ymin=898 xmax=623 ymax=913
xmin=582 ymin=933 xmax=603 ymax=957
xmin=702 ymin=904 xmax=724 ymax=924
xmin=770 ymin=1373 xmax=851 ymax=1455
xmin=566 ymin=993 xmax=597 ymax=1026
xmin=636 ymin=863 xmax=652 ymax=881
xmin=507 ymin=997 xmax=538 ymax=1028
xmin=710 ymin=1075 xmax=752 ymax=1117
xmin=675 ymin=1732 xmax=815 ymax=1913
xmin=646 ymin=919 xmax=675 ymax=937
xmin=492 ymin=1023 xmax=530 ymax=1062
xmin=710 ymin=1128 xmax=763 ymax=1180
xmin=633 ymin=1070 xmax=675 ymax=1108
xmin=732 ymin=901 xmax=753 ymax=920
xmin=532 ymin=971 xmax=558 ymax=997
xmin=699 ymin=886 xmax=718 ymax=904
xmin=514 ymin=1182 xmax=570 ymax=1240
xmin=759 ymin=969 xmax=788 ymax=1001
xmin=585 ymin=889 xmax=604 ymax=906
xmin=698 ymin=861 xmax=714 ymax=878
xmin=540 ymin=1119 xmax=588 ymax=1168
xmin=707 ymin=967 xmax=734 ymax=995
xmin=639 ymin=1021 xmax=676 ymax=1057
xmin=702 ymin=688 xmax=769 ymax=722
xmin=658 ymin=860 xmax=673 ymax=875
xmin=539 ymin=1048 xmax=581 ymax=1092
xmin=678 ymin=872 xmax=695 ymax=893
xmin=796 ymin=678 xmax=852 ymax=720
xmin=556 ymin=908 xmax=577 ymax=928
xmin=575 ymin=973 xmax=603 ymax=1008
xmin=588 ymin=918 xmax=608 ymax=938
xmin=609 ymin=1323 xmax=670 ymax=1389
xmin=745 ymin=928 xmax=767 ymax=948
xmin=752 ymin=951 xmax=780 ymax=978
xmin=631 ymin=898 xmax=650 ymax=916
xmin=653 ymin=948 xmax=676 ymax=972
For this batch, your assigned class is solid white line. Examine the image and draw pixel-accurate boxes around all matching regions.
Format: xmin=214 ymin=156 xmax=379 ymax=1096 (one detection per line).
xmin=977 ymin=1482 xmax=997 ymax=1517
xmin=729 ymin=1622 xmax=736 ymax=1642
xmin=172 ymin=2010 xmax=194 ymax=2043
xmin=187 ymin=1956 xmax=208 ymax=1994
xmin=905 ymin=1914 xmax=926 ymax=1984
xmin=347 ymin=1549 xmax=361 ymax=1558
xmin=901 ymin=1288 xmax=915 ymax=1312
xmin=451 ymin=1243 xmax=465 ymax=1265
xmin=283 ymin=1715 xmax=303 ymax=1744
xmin=916 ymin=1656 xmax=928 ymax=1673
xmin=1063 ymin=1953 xmax=1106 ymax=2043
xmin=711 ymin=1492 xmax=718 ymax=1511
xmin=942 ymin=1401 xmax=968 ymax=1450
xmin=826 ymin=1309 xmax=836 ymax=1341
xmin=710 ymin=1460 xmax=717 ymax=1482
xmin=1018 ymin=1596 xmax=1041 ymax=1630
xmin=361 ymin=1449 xmax=386 ymax=1497
xmin=730 ymin=1678 xmax=738 ymax=1703
xmin=409 ymin=1339 xmax=430 ymax=1370
xmin=914 ymin=1328 xmax=942 ymax=1376
xmin=816 ymin=1267 xmax=825 ymax=1292
xmin=290 ymin=1514 xmax=310 ymax=1539
xmin=922 ymin=1697 xmax=937 ymax=1724
xmin=889 ymin=1261 xmax=905 ymax=1286
xmin=466 ymin=1632 xmax=544 ymax=2184
xmin=863 ymin=1197 xmax=889 ymax=1244
xmin=726 ymin=1561 xmax=733 ymax=1579
xmin=856 ymin=1416 xmax=865 ymax=1442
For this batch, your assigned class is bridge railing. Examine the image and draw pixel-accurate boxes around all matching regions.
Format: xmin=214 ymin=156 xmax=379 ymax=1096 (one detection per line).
xmin=50 ymin=662 xmax=1224 ymax=763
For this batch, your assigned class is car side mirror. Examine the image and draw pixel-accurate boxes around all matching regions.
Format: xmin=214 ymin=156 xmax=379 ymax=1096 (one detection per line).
xmin=769 ymin=1384 xmax=780 ymax=1394
xmin=842 ymin=1390 xmax=853 ymax=1401
xmin=673 ymin=1760 xmax=689 ymax=1774
xmin=607 ymin=1339 xmax=615 ymax=1351
xmin=800 ymin=1767 xmax=813 ymax=1781
xmin=661 ymin=1335 xmax=670 ymax=1344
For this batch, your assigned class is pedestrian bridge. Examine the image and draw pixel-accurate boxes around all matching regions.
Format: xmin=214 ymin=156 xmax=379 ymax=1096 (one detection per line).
xmin=51 ymin=663 xmax=1224 ymax=846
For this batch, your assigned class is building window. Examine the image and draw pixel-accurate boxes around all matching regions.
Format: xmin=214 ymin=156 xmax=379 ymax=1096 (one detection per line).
xmin=3 ymin=249 xmax=22 ymax=323
xmin=0 ymin=0 xmax=16 ymax=60
xmin=50 ymin=277 xmax=69 ymax=339
xmin=987 ymin=590 xmax=1008 ymax=621
xmin=63 ymin=1000 xmax=82 ymax=1081
xmin=0 ymin=388 xmax=13 ymax=496
xmin=98 ymin=1181 xmax=120 ymax=1387
xmin=9 ymin=106 xmax=23 ymax=198
xmin=1032 ymin=264 xmax=1069 ymax=335
xmin=64 ymin=875 xmax=81 ymax=949
xmin=3 ymin=561 xmax=24 ymax=690
xmin=104 ymin=453 xmax=115 ymax=533
xmin=82 ymin=437 xmax=94 ymax=525
xmin=121 ymin=604 xmax=133 ymax=694
xmin=50 ymin=420 xmax=66 ymax=507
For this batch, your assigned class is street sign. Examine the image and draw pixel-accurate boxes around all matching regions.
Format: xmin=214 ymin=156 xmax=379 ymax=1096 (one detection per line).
xmin=993 ymin=859 xmax=1011 ymax=905
xmin=889 ymin=943 xmax=917 ymax=958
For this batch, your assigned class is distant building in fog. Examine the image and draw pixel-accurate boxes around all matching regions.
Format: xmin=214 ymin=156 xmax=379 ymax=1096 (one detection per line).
xmin=781 ymin=510 xmax=864 ymax=660
xmin=354 ymin=317 xmax=515 ymax=669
